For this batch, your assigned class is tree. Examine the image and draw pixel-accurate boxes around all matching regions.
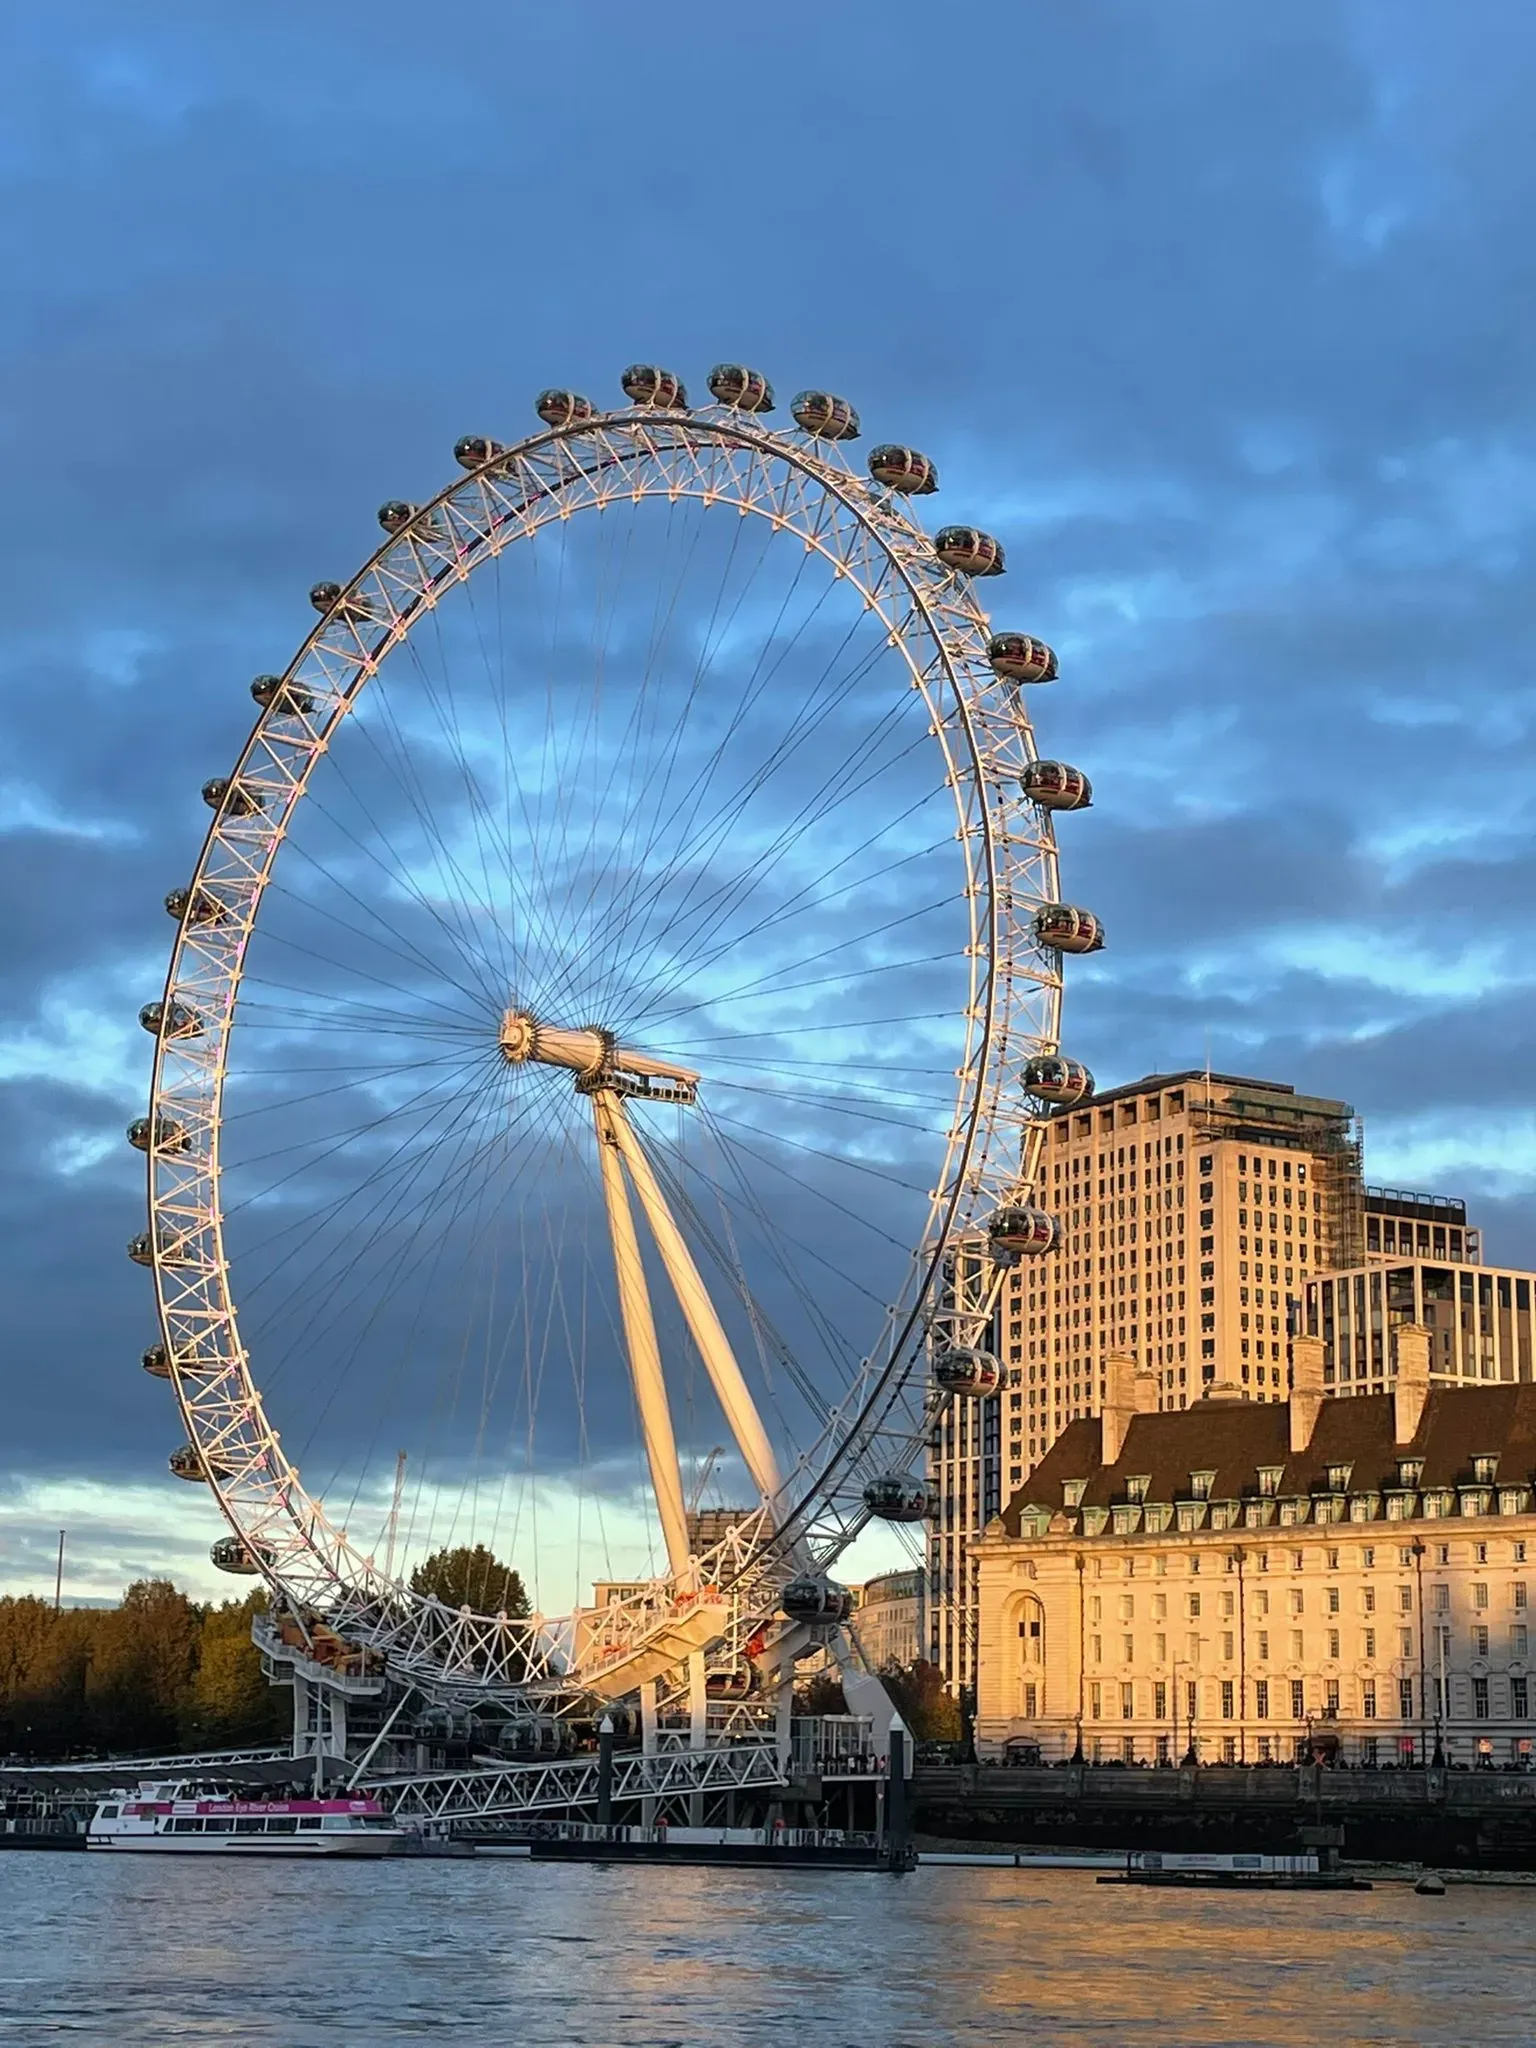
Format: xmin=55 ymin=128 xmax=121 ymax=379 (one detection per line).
xmin=880 ymin=1658 xmax=963 ymax=1744
xmin=793 ymin=1669 xmax=848 ymax=1716
xmin=86 ymin=1579 xmax=199 ymax=1753
xmin=182 ymin=1595 xmax=286 ymax=1747
xmin=410 ymin=1544 xmax=530 ymax=1617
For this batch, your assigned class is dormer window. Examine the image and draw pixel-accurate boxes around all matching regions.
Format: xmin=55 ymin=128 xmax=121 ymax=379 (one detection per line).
xmin=1063 ymin=1478 xmax=1087 ymax=1509
xmin=1472 ymin=1454 xmax=1498 ymax=1486
xmin=1326 ymin=1462 xmax=1353 ymax=1494
xmin=1190 ymin=1470 xmax=1215 ymax=1502
xmin=1125 ymin=1474 xmax=1150 ymax=1504
xmin=1257 ymin=1466 xmax=1283 ymax=1499
xmin=1397 ymin=1459 xmax=1423 ymax=1488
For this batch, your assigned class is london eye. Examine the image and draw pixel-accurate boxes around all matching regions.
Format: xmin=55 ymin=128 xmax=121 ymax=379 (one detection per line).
xmin=130 ymin=362 xmax=1100 ymax=1733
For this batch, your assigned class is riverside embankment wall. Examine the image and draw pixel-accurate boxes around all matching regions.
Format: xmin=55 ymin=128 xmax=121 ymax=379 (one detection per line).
xmin=914 ymin=1764 xmax=1536 ymax=1868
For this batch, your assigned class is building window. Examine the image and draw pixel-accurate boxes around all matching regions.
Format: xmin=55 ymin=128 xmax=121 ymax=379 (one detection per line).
xmin=1255 ymin=1680 xmax=1269 ymax=1719
xmin=1290 ymin=1679 xmax=1305 ymax=1719
xmin=1220 ymin=1680 xmax=1234 ymax=1720
xmin=1474 ymin=1583 xmax=1490 ymax=1610
xmin=1473 ymin=1626 xmax=1490 ymax=1657
xmin=1325 ymin=1679 xmax=1340 ymax=1713
xmin=1121 ymin=1683 xmax=1134 ymax=1720
xmin=1399 ymin=1679 xmax=1414 ymax=1720
xmin=1474 ymin=1678 xmax=1490 ymax=1721
xmin=1514 ymin=1680 xmax=1530 ymax=1719
xmin=1153 ymin=1681 xmax=1167 ymax=1719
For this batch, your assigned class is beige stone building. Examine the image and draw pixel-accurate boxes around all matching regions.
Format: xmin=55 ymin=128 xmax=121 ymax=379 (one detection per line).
xmin=975 ymin=1336 xmax=1536 ymax=1767
xmin=929 ymin=1068 xmax=1362 ymax=1690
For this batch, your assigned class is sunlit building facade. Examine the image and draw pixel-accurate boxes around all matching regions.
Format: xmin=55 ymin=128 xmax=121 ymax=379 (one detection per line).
xmin=929 ymin=1069 xmax=1364 ymax=1692
xmin=976 ymin=1335 xmax=1536 ymax=1767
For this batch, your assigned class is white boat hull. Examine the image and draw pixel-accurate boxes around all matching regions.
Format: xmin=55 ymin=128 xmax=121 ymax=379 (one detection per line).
xmin=87 ymin=1832 xmax=405 ymax=1856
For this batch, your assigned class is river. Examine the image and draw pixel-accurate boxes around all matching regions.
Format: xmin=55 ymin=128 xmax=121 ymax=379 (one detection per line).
xmin=1 ymin=1855 xmax=1531 ymax=2045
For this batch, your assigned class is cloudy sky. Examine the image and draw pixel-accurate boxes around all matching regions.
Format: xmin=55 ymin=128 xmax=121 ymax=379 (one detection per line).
xmin=3 ymin=1 xmax=1534 ymax=1604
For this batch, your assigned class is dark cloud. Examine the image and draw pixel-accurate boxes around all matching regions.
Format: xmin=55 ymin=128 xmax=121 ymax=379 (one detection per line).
xmin=4 ymin=0 xmax=1536 ymax=1590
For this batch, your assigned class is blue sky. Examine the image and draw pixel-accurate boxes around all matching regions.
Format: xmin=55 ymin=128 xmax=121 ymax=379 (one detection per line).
xmin=3 ymin=1 xmax=1535 ymax=1601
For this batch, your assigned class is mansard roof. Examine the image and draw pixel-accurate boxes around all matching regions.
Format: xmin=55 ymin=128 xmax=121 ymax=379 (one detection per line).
xmin=1003 ymin=1383 xmax=1536 ymax=1535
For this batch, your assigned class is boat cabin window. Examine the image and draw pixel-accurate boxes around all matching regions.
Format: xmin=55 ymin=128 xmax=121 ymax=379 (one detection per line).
xmin=266 ymin=1817 xmax=300 ymax=1833
xmin=99 ymin=1806 xmax=120 ymax=1820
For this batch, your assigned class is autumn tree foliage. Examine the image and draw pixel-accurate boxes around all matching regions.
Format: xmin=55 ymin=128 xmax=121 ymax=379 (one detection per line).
xmin=409 ymin=1544 xmax=530 ymax=1617
xmin=0 ymin=1585 xmax=285 ymax=1758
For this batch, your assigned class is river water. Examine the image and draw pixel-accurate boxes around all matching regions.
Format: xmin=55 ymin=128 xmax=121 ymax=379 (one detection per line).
xmin=1 ymin=1855 xmax=1531 ymax=2046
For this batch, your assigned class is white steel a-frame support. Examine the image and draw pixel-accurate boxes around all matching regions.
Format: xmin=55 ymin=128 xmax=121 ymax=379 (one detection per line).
xmin=500 ymin=1008 xmax=782 ymax=1564
xmin=602 ymin=1095 xmax=782 ymax=1505
xmin=591 ymin=1089 xmax=691 ymax=1577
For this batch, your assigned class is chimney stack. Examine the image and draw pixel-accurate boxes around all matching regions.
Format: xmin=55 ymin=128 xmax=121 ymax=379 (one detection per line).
xmin=1393 ymin=1323 xmax=1432 ymax=1446
xmin=1289 ymin=1335 xmax=1326 ymax=1454
xmin=1101 ymin=1350 xmax=1159 ymax=1467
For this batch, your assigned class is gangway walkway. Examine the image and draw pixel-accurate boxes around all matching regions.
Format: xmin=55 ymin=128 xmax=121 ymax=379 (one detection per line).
xmin=363 ymin=1742 xmax=786 ymax=1823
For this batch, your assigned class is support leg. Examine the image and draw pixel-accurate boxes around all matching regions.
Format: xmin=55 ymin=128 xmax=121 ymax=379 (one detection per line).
xmin=688 ymin=1649 xmax=707 ymax=1825
xmin=591 ymin=1092 xmax=691 ymax=1578
xmin=640 ymin=1680 xmax=658 ymax=1831
xmin=605 ymin=1101 xmax=782 ymax=1502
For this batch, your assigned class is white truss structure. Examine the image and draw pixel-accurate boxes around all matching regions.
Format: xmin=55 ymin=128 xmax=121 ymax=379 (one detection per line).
xmin=140 ymin=393 xmax=1074 ymax=1710
xmin=371 ymin=1740 xmax=786 ymax=1824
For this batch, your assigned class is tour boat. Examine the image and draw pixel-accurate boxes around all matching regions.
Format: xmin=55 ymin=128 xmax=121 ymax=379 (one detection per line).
xmin=87 ymin=1784 xmax=409 ymax=1855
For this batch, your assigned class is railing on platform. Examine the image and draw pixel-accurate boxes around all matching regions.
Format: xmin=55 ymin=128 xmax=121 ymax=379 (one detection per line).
xmin=368 ymin=1741 xmax=787 ymax=1823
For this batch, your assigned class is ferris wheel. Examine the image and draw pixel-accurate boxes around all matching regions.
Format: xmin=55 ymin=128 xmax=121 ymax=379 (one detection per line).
xmin=129 ymin=362 xmax=1101 ymax=1711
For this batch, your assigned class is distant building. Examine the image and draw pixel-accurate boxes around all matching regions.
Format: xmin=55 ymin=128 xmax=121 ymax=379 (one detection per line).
xmin=687 ymin=1507 xmax=758 ymax=1556
xmin=975 ymin=1337 xmax=1536 ymax=1768
xmin=1310 ymin=1260 xmax=1536 ymax=1394
xmin=929 ymin=1068 xmax=1364 ymax=1694
xmin=855 ymin=1569 xmax=925 ymax=1671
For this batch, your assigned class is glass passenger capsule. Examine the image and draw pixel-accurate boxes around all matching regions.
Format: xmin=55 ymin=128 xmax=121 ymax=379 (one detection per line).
xmin=707 ymin=363 xmax=775 ymax=412
xmin=862 ymin=1473 xmax=931 ymax=1523
xmin=790 ymin=390 xmax=860 ymax=440
xmin=129 ymin=1227 xmax=193 ymax=1269
xmin=1021 ymin=759 xmax=1092 ymax=811
xmin=308 ymin=582 xmax=377 ymax=625
xmin=1023 ymin=1054 xmax=1095 ymax=1107
xmin=934 ymin=526 xmax=1005 ymax=576
xmin=988 ymin=1205 xmax=1061 ymax=1258
xmin=210 ymin=1535 xmax=274 ymax=1575
xmin=620 ymin=364 xmax=688 ymax=409
xmin=141 ymin=1343 xmax=172 ymax=1380
xmin=138 ymin=999 xmax=202 ymax=1038
xmin=988 ymin=632 xmax=1058 ymax=683
xmin=164 ymin=884 xmax=227 ymax=926
xmin=202 ymin=776 xmax=265 ymax=818
xmin=1033 ymin=902 xmax=1106 ymax=954
xmin=377 ymin=499 xmax=417 ymax=533
xmin=932 ymin=1347 xmax=1003 ymax=1397
xmin=126 ymin=1115 xmax=189 ymax=1154
xmin=536 ymin=388 xmax=597 ymax=429
xmin=169 ymin=1443 xmax=232 ymax=1484
xmin=867 ymin=444 xmax=938 ymax=494
xmin=251 ymin=674 xmax=317 ymax=716
xmin=780 ymin=1576 xmax=854 ymax=1625
xmin=454 ymin=434 xmax=507 ymax=471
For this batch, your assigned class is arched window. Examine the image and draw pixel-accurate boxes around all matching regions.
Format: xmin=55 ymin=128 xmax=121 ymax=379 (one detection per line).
xmin=1015 ymin=1594 xmax=1045 ymax=1718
